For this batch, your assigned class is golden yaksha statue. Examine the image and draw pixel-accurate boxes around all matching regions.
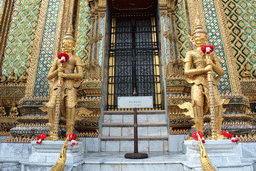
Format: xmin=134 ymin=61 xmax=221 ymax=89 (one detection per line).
xmin=179 ymin=12 xmax=227 ymax=139
xmin=45 ymin=28 xmax=84 ymax=140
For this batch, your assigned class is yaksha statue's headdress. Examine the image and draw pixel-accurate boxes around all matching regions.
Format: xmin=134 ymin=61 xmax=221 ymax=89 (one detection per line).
xmin=63 ymin=26 xmax=75 ymax=42
xmin=192 ymin=11 xmax=207 ymax=36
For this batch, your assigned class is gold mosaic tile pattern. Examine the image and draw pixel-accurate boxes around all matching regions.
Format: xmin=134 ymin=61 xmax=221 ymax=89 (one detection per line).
xmin=222 ymin=0 xmax=256 ymax=78
xmin=75 ymin=0 xmax=90 ymax=62
xmin=201 ymin=0 xmax=232 ymax=94
xmin=2 ymin=0 xmax=42 ymax=77
xmin=175 ymin=0 xmax=190 ymax=59
xmin=33 ymin=0 xmax=61 ymax=97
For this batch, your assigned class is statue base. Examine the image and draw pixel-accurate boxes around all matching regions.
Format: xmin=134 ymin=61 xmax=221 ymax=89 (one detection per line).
xmin=183 ymin=139 xmax=253 ymax=170
xmin=20 ymin=140 xmax=84 ymax=170
xmin=28 ymin=140 xmax=83 ymax=164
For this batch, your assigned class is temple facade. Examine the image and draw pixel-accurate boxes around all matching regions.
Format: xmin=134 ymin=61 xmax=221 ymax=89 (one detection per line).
xmin=0 ymin=0 xmax=256 ymax=169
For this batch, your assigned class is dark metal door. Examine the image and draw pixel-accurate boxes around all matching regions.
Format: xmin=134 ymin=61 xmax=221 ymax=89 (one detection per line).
xmin=108 ymin=11 xmax=161 ymax=110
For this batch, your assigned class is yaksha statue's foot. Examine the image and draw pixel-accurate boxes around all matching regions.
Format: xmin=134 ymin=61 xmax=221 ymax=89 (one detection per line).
xmin=44 ymin=135 xmax=59 ymax=141
xmin=217 ymin=134 xmax=226 ymax=140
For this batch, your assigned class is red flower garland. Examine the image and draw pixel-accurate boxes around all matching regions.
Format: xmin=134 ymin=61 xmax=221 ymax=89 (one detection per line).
xmin=221 ymin=130 xmax=233 ymax=139
xmin=231 ymin=137 xmax=239 ymax=142
xmin=36 ymin=133 xmax=47 ymax=144
xmin=57 ymin=53 xmax=69 ymax=63
xmin=192 ymin=131 xmax=205 ymax=143
xmin=222 ymin=130 xmax=239 ymax=143
xmin=66 ymin=133 xmax=78 ymax=146
xmin=201 ymin=45 xmax=214 ymax=54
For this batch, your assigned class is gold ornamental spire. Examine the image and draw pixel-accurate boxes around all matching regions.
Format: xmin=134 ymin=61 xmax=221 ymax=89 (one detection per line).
xmin=63 ymin=0 xmax=75 ymax=42
xmin=63 ymin=26 xmax=75 ymax=42
xmin=192 ymin=9 xmax=207 ymax=36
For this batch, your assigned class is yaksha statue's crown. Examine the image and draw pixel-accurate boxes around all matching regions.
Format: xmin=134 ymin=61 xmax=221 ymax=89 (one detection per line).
xmin=63 ymin=27 xmax=75 ymax=42
xmin=192 ymin=11 xmax=207 ymax=36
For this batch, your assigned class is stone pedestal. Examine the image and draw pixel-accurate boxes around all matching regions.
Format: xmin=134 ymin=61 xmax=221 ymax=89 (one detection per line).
xmin=183 ymin=139 xmax=253 ymax=171
xmin=29 ymin=140 xmax=83 ymax=164
xmin=22 ymin=140 xmax=84 ymax=171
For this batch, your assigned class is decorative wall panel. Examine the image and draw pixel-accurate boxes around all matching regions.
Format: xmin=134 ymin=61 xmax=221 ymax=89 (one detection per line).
xmin=222 ymin=0 xmax=256 ymax=78
xmin=33 ymin=0 xmax=60 ymax=97
xmin=174 ymin=0 xmax=190 ymax=59
xmin=161 ymin=13 xmax=169 ymax=64
xmin=2 ymin=0 xmax=42 ymax=77
xmin=76 ymin=0 xmax=90 ymax=62
xmin=98 ymin=14 xmax=105 ymax=67
xmin=201 ymin=0 xmax=232 ymax=94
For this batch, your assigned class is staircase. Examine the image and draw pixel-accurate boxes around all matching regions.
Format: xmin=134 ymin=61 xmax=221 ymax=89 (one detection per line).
xmin=100 ymin=110 xmax=169 ymax=152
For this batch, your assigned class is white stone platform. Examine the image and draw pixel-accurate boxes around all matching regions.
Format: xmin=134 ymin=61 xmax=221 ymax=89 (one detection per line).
xmin=101 ymin=110 xmax=169 ymax=152
xmin=0 ymin=137 xmax=256 ymax=170
xmin=184 ymin=139 xmax=253 ymax=171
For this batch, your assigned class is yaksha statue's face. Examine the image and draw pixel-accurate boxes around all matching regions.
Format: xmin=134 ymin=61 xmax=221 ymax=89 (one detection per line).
xmin=62 ymin=40 xmax=75 ymax=52
xmin=192 ymin=33 xmax=208 ymax=47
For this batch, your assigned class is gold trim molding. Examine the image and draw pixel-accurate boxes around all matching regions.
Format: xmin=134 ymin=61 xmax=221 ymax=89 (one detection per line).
xmin=89 ymin=0 xmax=107 ymax=14
xmin=214 ymin=0 xmax=242 ymax=94
xmin=25 ymin=0 xmax=49 ymax=97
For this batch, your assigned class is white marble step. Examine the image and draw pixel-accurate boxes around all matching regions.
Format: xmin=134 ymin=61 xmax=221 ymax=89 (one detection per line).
xmin=101 ymin=139 xmax=168 ymax=152
xmin=102 ymin=126 xmax=168 ymax=137
xmin=101 ymin=136 xmax=168 ymax=141
xmin=102 ymin=123 xmax=167 ymax=127
xmin=104 ymin=110 xmax=166 ymax=115
xmin=103 ymin=110 xmax=167 ymax=124
xmin=83 ymin=152 xmax=186 ymax=170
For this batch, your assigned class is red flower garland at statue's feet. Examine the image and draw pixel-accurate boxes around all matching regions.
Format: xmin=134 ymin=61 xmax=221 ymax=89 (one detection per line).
xmin=221 ymin=130 xmax=233 ymax=138
xmin=221 ymin=130 xmax=238 ymax=142
xmin=57 ymin=53 xmax=69 ymax=63
xmin=231 ymin=137 xmax=239 ymax=142
xmin=36 ymin=133 xmax=47 ymax=144
xmin=192 ymin=131 xmax=205 ymax=143
xmin=201 ymin=45 xmax=214 ymax=54
xmin=66 ymin=133 xmax=78 ymax=146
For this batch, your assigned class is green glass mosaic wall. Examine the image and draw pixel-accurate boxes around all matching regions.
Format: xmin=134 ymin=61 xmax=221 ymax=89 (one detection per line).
xmin=2 ymin=0 xmax=42 ymax=77
xmin=175 ymin=0 xmax=190 ymax=59
xmin=76 ymin=0 xmax=90 ymax=62
xmin=33 ymin=0 xmax=60 ymax=97
xmin=202 ymin=0 xmax=232 ymax=94
xmin=222 ymin=0 xmax=256 ymax=78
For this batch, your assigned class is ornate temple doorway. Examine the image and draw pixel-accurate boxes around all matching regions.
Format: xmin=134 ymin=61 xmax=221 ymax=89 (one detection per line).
xmin=107 ymin=7 xmax=162 ymax=110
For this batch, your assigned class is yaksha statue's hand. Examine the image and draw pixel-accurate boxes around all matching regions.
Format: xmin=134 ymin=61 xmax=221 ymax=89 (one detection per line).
xmin=206 ymin=58 xmax=214 ymax=66
xmin=58 ymin=72 xmax=67 ymax=78
xmin=58 ymin=67 xmax=64 ymax=72
xmin=205 ymin=65 xmax=212 ymax=72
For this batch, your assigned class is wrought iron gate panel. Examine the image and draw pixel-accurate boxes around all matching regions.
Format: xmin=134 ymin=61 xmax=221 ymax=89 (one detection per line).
xmin=108 ymin=11 xmax=161 ymax=110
